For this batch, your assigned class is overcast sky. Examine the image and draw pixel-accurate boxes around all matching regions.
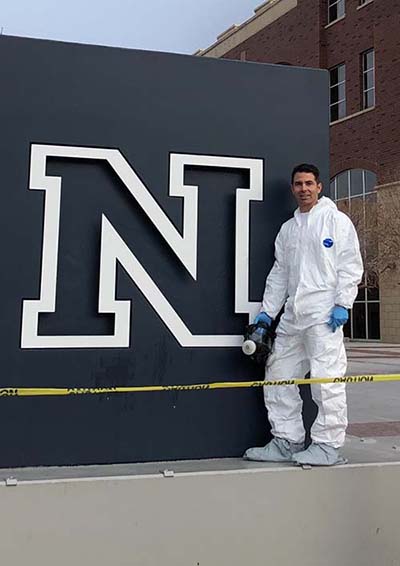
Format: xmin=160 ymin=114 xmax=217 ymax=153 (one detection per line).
xmin=1 ymin=0 xmax=258 ymax=54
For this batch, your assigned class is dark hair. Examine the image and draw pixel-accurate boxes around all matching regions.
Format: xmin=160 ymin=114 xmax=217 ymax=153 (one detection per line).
xmin=291 ymin=163 xmax=320 ymax=184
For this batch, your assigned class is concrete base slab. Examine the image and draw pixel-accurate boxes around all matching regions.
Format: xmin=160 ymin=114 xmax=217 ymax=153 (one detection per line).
xmin=0 ymin=433 xmax=399 ymax=482
xmin=1 ymin=443 xmax=400 ymax=566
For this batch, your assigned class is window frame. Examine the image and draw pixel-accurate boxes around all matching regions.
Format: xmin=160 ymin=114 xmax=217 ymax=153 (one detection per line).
xmin=329 ymin=63 xmax=346 ymax=122
xmin=328 ymin=0 xmax=346 ymax=24
xmin=361 ymin=48 xmax=375 ymax=110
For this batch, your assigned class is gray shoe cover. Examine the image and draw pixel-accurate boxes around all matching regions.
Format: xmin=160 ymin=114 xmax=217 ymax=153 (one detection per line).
xmin=243 ymin=437 xmax=304 ymax=462
xmin=292 ymin=443 xmax=348 ymax=466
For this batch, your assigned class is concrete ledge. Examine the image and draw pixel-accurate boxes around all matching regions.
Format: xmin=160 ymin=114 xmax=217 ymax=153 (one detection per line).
xmin=329 ymin=106 xmax=375 ymax=126
xmin=1 ymin=454 xmax=400 ymax=566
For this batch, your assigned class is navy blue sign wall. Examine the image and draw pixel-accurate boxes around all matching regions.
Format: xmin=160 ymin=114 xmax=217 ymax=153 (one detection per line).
xmin=0 ymin=35 xmax=328 ymax=467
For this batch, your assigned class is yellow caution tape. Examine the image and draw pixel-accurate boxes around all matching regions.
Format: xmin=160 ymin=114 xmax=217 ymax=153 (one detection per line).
xmin=0 ymin=373 xmax=399 ymax=397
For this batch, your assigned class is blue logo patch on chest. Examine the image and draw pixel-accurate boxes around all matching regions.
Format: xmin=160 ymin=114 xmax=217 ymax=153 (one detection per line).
xmin=323 ymin=238 xmax=334 ymax=248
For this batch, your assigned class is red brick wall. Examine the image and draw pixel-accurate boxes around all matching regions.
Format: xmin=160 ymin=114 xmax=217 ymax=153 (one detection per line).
xmin=374 ymin=1 xmax=400 ymax=184
xmin=223 ymin=0 xmax=324 ymax=68
xmin=222 ymin=0 xmax=400 ymax=184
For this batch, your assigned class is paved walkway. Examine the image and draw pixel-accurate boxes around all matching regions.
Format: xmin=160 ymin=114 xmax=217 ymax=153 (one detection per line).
xmin=346 ymin=341 xmax=400 ymax=437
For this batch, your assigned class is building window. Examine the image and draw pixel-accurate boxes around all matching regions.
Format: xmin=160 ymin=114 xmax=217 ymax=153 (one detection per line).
xmin=330 ymin=64 xmax=346 ymax=122
xmin=330 ymin=169 xmax=379 ymax=340
xmin=362 ymin=49 xmax=375 ymax=109
xmin=328 ymin=0 xmax=345 ymax=23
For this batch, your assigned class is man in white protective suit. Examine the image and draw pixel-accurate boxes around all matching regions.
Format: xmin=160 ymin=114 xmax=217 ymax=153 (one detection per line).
xmin=244 ymin=163 xmax=363 ymax=466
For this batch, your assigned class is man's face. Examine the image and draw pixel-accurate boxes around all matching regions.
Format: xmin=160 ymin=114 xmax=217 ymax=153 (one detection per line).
xmin=291 ymin=172 xmax=322 ymax=212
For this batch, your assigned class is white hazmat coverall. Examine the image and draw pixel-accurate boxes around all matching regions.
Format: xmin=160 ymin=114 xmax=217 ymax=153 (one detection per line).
xmin=261 ymin=196 xmax=363 ymax=448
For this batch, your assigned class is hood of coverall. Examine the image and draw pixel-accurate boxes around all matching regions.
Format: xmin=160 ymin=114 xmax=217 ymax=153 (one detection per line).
xmin=293 ymin=196 xmax=337 ymax=225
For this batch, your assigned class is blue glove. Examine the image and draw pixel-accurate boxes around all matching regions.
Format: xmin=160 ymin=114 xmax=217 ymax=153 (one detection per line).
xmin=328 ymin=305 xmax=348 ymax=332
xmin=254 ymin=312 xmax=272 ymax=327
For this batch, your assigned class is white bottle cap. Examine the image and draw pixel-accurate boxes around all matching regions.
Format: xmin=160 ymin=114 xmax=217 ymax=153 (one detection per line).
xmin=242 ymin=340 xmax=256 ymax=356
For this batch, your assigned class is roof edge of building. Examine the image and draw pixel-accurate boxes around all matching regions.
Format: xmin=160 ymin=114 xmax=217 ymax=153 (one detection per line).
xmin=196 ymin=0 xmax=298 ymax=59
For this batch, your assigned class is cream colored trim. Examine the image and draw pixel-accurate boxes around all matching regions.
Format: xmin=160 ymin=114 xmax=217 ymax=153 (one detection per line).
xmin=217 ymin=24 xmax=239 ymax=41
xmin=254 ymin=0 xmax=278 ymax=15
xmin=330 ymin=106 xmax=375 ymax=126
xmin=376 ymin=181 xmax=400 ymax=191
xmin=197 ymin=0 xmax=298 ymax=58
xmin=357 ymin=0 xmax=374 ymax=10
xmin=324 ymin=14 xmax=346 ymax=29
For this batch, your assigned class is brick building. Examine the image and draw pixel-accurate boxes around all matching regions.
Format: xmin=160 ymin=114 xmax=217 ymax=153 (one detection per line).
xmin=198 ymin=0 xmax=400 ymax=342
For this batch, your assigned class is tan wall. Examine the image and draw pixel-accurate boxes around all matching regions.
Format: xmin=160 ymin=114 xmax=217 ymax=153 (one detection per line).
xmin=1 ymin=464 xmax=400 ymax=566
xmin=378 ymin=182 xmax=400 ymax=343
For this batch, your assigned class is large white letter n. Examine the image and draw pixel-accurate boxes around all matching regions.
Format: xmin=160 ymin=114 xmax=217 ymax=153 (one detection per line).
xmin=21 ymin=145 xmax=264 ymax=349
